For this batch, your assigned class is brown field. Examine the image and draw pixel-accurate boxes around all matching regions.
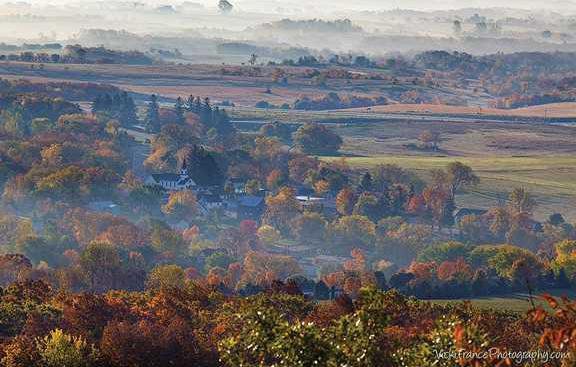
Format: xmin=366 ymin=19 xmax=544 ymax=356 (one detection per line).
xmin=341 ymin=102 xmax=576 ymax=119
xmin=0 ymin=61 xmax=481 ymax=107
xmin=3 ymin=61 xmax=576 ymax=119
xmin=336 ymin=119 xmax=576 ymax=157
xmin=0 ymin=61 xmax=380 ymax=105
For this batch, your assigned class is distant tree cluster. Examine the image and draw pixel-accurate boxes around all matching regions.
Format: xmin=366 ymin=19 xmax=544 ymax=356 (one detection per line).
xmin=271 ymin=50 xmax=576 ymax=110
xmin=0 ymin=44 xmax=154 ymax=65
xmin=493 ymin=92 xmax=576 ymax=109
xmin=0 ymin=78 xmax=121 ymax=102
xmin=261 ymin=18 xmax=362 ymax=33
xmin=292 ymin=92 xmax=388 ymax=111
xmin=92 ymin=92 xmax=138 ymax=126
xmin=293 ymin=122 xmax=343 ymax=155
xmin=143 ymin=94 xmax=234 ymax=143
xmin=0 ymin=95 xmax=81 ymax=137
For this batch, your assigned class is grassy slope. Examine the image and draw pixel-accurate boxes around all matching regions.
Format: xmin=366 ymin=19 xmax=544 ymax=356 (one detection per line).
xmin=322 ymin=155 xmax=576 ymax=221
xmin=431 ymin=289 xmax=576 ymax=313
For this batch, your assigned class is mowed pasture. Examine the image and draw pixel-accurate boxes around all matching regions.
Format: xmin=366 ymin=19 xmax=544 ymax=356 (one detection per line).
xmin=431 ymin=289 xmax=576 ymax=313
xmin=323 ymin=155 xmax=576 ymax=221
xmin=334 ymin=119 xmax=576 ymax=157
xmin=323 ymin=118 xmax=576 ymax=221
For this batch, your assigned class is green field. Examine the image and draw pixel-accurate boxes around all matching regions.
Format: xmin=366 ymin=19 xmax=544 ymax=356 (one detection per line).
xmin=431 ymin=289 xmax=576 ymax=313
xmin=322 ymin=155 xmax=576 ymax=221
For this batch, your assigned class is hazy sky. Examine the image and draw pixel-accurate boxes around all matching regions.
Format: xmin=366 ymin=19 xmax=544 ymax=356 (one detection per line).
xmin=9 ymin=0 xmax=576 ymax=11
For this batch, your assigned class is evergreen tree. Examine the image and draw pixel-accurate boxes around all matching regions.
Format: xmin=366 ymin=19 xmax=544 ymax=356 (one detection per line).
xmin=91 ymin=95 xmax=103 ymax=114
xmin=145 ymin=94 xmax=160 ymax=133
xmin=185 ymin=95 xmax=196 ymax=112
xmin=472 ymin=269 xmax=489 ymax=296
xmin=102 ymin=94 xmax=113 ymax=112
xmin=200 ymin=97 xmax=212 ymax=127
xmin=185 ymin=145 xmax=224 ymax=187
xmin=314 ymin=280 xmax=330 ymax=300
xmin=119 ymin=92 xmax=138 ymax=126
xmin=112 ymin=93 xmax=122 ymax=110
xmin=194 ymin=97 xmax=202 ymax=115
xmin=175 ymin=97 xmax=185 ymax=124
xmin=360 ymin=172 xmax=373 ymax=192
xmin=441 ymin=195 xmax=456 ymax=227
xmin=374 ymin=271 xmax=388 ymax=290
xmin=213 ymin=108 xmax=235 ymax=142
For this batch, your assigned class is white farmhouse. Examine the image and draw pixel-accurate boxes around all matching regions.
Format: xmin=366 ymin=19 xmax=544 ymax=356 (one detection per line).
xmin=146 ymin=164 xmax=196 ymax=191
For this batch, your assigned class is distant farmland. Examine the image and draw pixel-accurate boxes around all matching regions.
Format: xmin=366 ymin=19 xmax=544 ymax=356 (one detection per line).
xmin=341 ymin=102 xmax=576 ymax=119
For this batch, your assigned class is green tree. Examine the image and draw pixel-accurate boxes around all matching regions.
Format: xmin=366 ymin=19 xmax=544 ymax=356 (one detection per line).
xmin=218 ymin=0 xmax=234 ymax=13
xmin=353 ymin=192 xmax=381 ymax=222
xmin=145 ymin=94 xmax=160 ymax=133
xmin=257 ymin=225 xmax=282 ymax=246
xmin=146 ymin=264 xmax=186 ymax=291
xmin=508 ymin=187 xmax=536 ymax=215
xmin=30 ymin=117 xmax=54 ymax=134
xmin=174 ymin=97 xmax=185 ymax=124
xmin=360 ymin=172 xmax=373 ymax=192
xmin=291 ymin=212 xmax=327 ymax=245
xmin=446 ymin=162 xmax=479 ymax=197
xmin=1 ymin=111 xmax=27 ymax=137
xmin=263 ymin=187 xmax=301 ymax=234
xmin=551 ymin=240 xmax=576 ymax=279
xmin=184 ymin=145 xmax=225 ymax=187
xmin=394 ymin=316 xmax=497 ymax=367
xmin=162 ymin=191 xmax=198 ymax=222
xmin=259 ymin=121 xmax=292 ymax=143
xmin=329 ymin=215 xmax=376 ymax=249
xmin=80 ymin=242 xmax=121 ymax=292
xmin=293 ymin=123 xmax=343 ymax=155
xmin=417 ymin=241 xmax=469 ymax=263
xmin=205 ymin=252 xmax=234 ymax=273
xmin=245 ymin=179 xmax=261 ymax=195
xmin=119 ymin=92 xmax=138 ymax=126
xmin=36 ymin=329 xmax=100 ymax=367
xmin=469 ymin=244 xmax=541 ymax=280
xmin=219 ymin=288 xmax=391 ymax=367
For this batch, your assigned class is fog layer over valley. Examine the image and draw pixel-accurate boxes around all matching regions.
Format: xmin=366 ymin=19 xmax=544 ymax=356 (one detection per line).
xmin=4 ymin=0 xmax=576 ymax=62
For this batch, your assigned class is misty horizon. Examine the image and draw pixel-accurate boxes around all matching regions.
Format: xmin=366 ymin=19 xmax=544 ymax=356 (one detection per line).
xmin=9 ymin=0 xmax=576 ymax=12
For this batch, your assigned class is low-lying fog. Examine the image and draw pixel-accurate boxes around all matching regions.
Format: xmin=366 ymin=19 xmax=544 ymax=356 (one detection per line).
xmin=3 ymin=0 xmax=576 ymax=61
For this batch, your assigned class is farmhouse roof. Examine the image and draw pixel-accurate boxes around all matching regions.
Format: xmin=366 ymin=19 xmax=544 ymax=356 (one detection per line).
xmin=238 ymin=196 xmax=264 ymax=207
xmin=177 ymin=177 xmax=193 ymax=185
xmin=151 ymin=173 xmax=181 ymax=182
